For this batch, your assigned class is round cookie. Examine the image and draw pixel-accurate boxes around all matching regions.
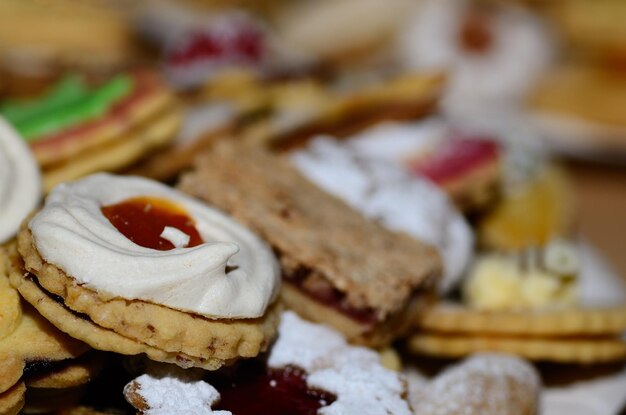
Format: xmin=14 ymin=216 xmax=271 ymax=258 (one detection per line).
xmin=407 ymin=333 xmax=626 ymax=364
xmin=0 ymin=71 xmax=181 ymax=192
xmin=0 ymin=116 xmax=41 ymax=243
xmin=409 ymin=353 xmax=541 ymax=415
xmin=0 ymin=382 xmax=25 ymax=415
xmin=12 ymin=174 xmax=282 ymax=370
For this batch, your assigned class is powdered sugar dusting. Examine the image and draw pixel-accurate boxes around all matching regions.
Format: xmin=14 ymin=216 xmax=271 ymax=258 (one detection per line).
xmin=291 ymin=135 xmax=473 ymax=293
xmin=127 ymin=367 xmax=231 ymax=415
xmin=268 ymin=311 xmax=412 ymax=415
xmin=412 ymin=353 xmax=540 ymax=415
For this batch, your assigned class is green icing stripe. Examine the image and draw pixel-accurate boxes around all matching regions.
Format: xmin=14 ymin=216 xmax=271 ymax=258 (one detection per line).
xmin=0 ymin=74 xmax=134 ymax=142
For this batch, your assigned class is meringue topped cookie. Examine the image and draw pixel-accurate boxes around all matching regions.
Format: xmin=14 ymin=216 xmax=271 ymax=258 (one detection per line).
xmin=398 ymin=0 xmax=552 ymax=114
xmin=0 ymin=116 xmax=41 ymax=243
xmin=29 ymin=173 xmax=280 ymax=318
xmin=292 ymin=134 xmax=473 ymax=294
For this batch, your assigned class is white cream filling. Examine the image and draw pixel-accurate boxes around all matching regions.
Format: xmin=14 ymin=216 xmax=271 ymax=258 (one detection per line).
xmin=29 ymin=173 xmax=280 ymax=318
xmin=291 ymin=126 xmax=473 ymax=293
xmin=0 ymin=116 xmax=42 ymax=243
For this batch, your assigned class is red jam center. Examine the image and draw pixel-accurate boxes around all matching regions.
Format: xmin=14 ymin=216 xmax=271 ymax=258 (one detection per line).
xmin=407 ymin=136 xmax=499 ymax=184
xmin=167 ymin=24 xmax=265 ymax=66
xmin=458 ymin=9 xmax=494 ymax=54
xmin=101 ymin=197 xmax=203 ymax=251
xmin=212 ymin=363 xmax=335 ymax=415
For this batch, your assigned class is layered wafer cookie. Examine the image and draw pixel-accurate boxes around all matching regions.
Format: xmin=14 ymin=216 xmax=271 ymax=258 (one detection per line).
xmin=9 ymin=173 xmax=282 ymax=370
xmin=0 ymin=70 xmax=181 ymax=192
xmin=179 ymin=143 xmax=441 ymax=347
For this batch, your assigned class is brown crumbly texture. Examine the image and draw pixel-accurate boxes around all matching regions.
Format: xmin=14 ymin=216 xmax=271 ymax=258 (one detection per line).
xmin=11 ymin=235 xmax=281 ymax=370
xmin=407 ymin=333 xmax=626 ymax=364
xmin=416 ymin=302 xmax=626 ymax=337
xmin=0 ymin=382 xmax=25 ymax=415
xmin=179 ymin=143 xmax=441 ymax=319
xmin=411 ymin=354 xmax=540 ymax=415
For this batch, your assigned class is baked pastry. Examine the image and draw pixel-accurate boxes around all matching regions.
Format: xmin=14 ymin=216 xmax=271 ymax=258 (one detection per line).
xmin=409 ymin=240 xmax=626 ymax=363
xmin=398 ymin=0 xmax=552 ymax=115
xmin=0 ymin=70 xmax=181 ymax=192
xmin=179 ymin=143 xmax=441 ymax=347
xmin=291 ymin=132 xmax=473 ymax=294
xmin=528 ymin=64 xmax=626 ymax=156
xmin=8 ymin=173 xmax=282 ymax=370
xmin=0 ymin=249 xmax=95 ymax=415
xmin=0 ymin=116 xmax=41 ymax=243
xmin=408 ymin=353 xmax=541 ymax=415
xmin=124 ymin=311 xmax=414 ymax=414
xmin=0 ymin=0 xmax=141 ymax=98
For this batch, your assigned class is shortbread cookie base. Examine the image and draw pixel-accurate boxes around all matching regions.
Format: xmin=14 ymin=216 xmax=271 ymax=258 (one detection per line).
xmin=0 ymin=382 xmax=25 ymax=415
xmin=407 ymin=333 xmax=626 ymax=364
xmin=282 ymin=283 xmax=431 ymax=348
xmin=416 ymin=302 xmax=626 ymax=337
xmin=43 ymin=107 xmax=181 ymax=192
xmin=17 ymin=229 xmax=280 ymax=362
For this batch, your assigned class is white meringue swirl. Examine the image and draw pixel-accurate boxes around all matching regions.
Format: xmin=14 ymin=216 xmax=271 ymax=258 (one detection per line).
xmin=0 ymin=116 xmax=41 ymax=243
xmin=29 ymin=173 xmax=280 ymax=318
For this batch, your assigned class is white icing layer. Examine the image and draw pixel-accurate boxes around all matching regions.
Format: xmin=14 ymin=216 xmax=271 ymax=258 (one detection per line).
xmin=268 ymin=311 xmax=412 ymax=415
xmin=291 ymin=126 xmax=473 ymax=293
xmin=0 ymin=116 xmax=41 ymax=243
xmin=29 ymin=173 xmax=280 ymax=318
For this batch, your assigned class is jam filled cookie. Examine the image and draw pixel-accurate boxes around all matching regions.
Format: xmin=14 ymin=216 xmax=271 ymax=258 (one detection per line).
xmin=8 ymin=173 xmax=281 ymax=370
xmin=180 ymin=144 xmax=440 ymax=347
xmin=0 ymin=71 xmax=181 ymax=192
xmin=124 ymin=311 xmax=414 ymax=415
xmin=0 ymin=116 xmax=41 ymax=243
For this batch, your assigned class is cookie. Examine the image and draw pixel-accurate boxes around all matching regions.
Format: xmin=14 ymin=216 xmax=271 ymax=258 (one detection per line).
xmin=407 ymin=333 xmax=626 ymax=364
xmin=291 ymin=130 xmax=474 ymax=293
xmin=179 ymin=143 xmax=440 ymax=347
xmin=0 ymin=381 xmax=25 ymax=415
xmin=11 ymin=173 xmax=282 ymax=370
xmin=0 ymin=353 xmax=23 ymax=394
xmin=0 ymin=0 xmax=140 ymax=95
xmin=26 ymin=352 xmax=103 ymax=389
xmin=417 ymin=302 xmax=626 ymax=337
xmin=125 ymin=311 xmax=414 ymax=415
xmin=0 ymin=116 xmax=41 ymax=243
xmin=409 ymin=353 xmax=541 ymax=415
xmin=0 ymin=70 xmax=181 ymax=192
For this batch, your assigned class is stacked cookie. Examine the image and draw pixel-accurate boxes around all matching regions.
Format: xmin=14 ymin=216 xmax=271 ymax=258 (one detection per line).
xmin=180 ymin=143 xmax=441 ymax=347
xmin=0 ymin=70 xmax=181 ymax=192
xmin=0 ymin=249 xmax=98 ymax=415
xmin=7 ymin=174 xmax=282 ymax=371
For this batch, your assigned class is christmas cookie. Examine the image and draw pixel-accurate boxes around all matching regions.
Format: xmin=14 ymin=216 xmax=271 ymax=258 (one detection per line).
xmin=179 ymin=143 xmax=440 ymax=347
xmin=9 ymin=173 xmax=281 ymax=370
